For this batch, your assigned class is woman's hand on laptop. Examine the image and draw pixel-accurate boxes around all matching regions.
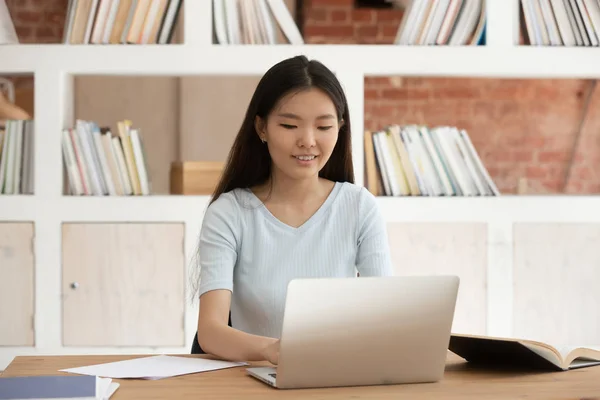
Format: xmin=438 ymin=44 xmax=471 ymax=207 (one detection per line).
xmin=261 ymin=338 xmax=280 ymax=365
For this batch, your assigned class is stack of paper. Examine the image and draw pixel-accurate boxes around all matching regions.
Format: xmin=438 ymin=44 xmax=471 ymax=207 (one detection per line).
xmin=60 ymin=355 xmax=247 ymax=380
xmin=0 ymin=375 xmax=119 ymax=399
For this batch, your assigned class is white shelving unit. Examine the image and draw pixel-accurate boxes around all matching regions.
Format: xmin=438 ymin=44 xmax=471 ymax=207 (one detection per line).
xmin=2 ymin=0 xmax=600 ymax=370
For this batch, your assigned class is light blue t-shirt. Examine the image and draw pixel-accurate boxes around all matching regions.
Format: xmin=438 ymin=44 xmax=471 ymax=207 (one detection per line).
xmin=196 ymin=181 xmax=393 ymax=339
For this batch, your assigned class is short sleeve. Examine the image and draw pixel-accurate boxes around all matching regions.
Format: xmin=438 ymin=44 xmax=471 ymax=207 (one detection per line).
xmin=196 ymin=192 xmax=240 ymax=297
xmin=355 ymin=187 xmax=394 ymax=277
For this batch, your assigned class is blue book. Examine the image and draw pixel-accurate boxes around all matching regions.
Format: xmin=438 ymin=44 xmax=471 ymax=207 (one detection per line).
xmin=0 ymin=375 xmax=98 ymax=399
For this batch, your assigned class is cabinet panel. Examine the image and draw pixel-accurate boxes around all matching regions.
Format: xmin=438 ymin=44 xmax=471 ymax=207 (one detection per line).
xmin=62 ymin=223 xmax=185 ymax=347
xmin=0 ymin=222 xmax=34 ymax=346
xmin=513 ymin=223 xmax=600 ymax=346
xmin=386 ymin=222 xmax=487 ymax=336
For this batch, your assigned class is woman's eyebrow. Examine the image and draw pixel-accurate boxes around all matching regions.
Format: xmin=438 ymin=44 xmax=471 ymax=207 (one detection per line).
xmin=277 ymin=113 xmax=335 ymax=120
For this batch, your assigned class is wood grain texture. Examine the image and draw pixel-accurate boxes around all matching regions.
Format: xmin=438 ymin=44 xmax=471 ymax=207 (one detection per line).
xmin=513 ymin=222 xmax=600 ymax=346
xmin=61 ymin=223 xmax=185 ymax=347
xmin=386 ymin=223 xmax=487 ymax=336
xmin=0 ymin=223 xmax=34 ymax=346
xmin=3 ymin=354 xmax=600 ymax=399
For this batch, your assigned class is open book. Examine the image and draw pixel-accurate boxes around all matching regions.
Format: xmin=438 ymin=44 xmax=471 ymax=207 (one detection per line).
xmin=449 ymin=333 xmax=600 ymax=371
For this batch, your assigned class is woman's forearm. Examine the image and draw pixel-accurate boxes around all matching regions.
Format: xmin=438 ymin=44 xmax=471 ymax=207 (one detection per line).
xmin=197 ymin=323 xmax=277 ymax=362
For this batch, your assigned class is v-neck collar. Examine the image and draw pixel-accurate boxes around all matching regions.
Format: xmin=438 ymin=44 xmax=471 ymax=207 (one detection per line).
xmin=246 ymin=182 xmax=342 ymax=232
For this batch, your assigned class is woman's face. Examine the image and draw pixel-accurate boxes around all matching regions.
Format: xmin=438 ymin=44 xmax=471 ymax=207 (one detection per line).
xmin=256 ymin=88 xmax=341 ymax=182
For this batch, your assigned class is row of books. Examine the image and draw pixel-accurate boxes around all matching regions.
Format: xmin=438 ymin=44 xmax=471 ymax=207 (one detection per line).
xmin=520 ymin=0 xmax=600 ymax=46
xmin=394 ymin=0 xmax=486 ymax=45
xmin=212 ymin=0 xmax=303 ymax=44
xmin=0 ymin=120 xmax=34 ymax=195
xmin=62 ymin=119 xmax=151 ymax=196
xmin=364 ymin=124 xmax=499 ymax=197
xmin=63 ymin=0 xmax=182 ymax=45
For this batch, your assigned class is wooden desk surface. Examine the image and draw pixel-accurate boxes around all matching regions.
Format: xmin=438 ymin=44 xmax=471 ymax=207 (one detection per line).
xmin=2 ymin=354 xmax=600 ymax=399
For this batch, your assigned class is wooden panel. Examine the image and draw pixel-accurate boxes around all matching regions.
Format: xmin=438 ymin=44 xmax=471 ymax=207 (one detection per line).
xmin=61 ymin=223 xmax=185 ymax=347
xmin=178 ymin=75 xmax=260 ymax=162
xmin=513 ymin=223 xmax=600 ymax=346
xmin=0 ymin=223 xmax=34 ymax=346
xmin=386 ymin=222 xmax=487 ymax=336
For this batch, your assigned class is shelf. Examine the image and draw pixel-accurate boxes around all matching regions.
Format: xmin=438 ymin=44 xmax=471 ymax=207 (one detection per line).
xmin=2 ymin=44 xmax=600 ymax=78
xmin=3 ymin=194 xmax=600 ymax=223
xmin=376 ymin=195 xmax=600 ymax=223
xmin=0 ymin=195 xmax=209 ymax=222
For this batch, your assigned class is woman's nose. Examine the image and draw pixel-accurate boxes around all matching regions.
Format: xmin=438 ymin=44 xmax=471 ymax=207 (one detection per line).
xmin=297 ymin=128 xmax=316 ymax=148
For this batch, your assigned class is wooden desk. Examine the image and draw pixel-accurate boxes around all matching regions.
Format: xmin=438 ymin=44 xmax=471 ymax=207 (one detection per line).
xmin=2 ymin=354 xmax=600 ymax=399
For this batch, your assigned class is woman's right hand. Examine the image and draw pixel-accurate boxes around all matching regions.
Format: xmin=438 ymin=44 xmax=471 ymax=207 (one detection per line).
xmin=261 ymin=339 xmax=280 ymax=365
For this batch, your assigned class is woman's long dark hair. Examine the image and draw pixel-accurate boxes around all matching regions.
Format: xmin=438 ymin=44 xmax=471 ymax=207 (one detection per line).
xmin=209 ymin=55 xmax=354 ymax=205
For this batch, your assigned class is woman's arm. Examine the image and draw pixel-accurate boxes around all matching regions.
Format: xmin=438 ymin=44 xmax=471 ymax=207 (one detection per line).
xmin=194 ymin=193 xmax=279 ymax=363
xmin=197 ymin=290 xmax=278 ymax=362
xmin=355 ymin=187 xmax=394 ymax=277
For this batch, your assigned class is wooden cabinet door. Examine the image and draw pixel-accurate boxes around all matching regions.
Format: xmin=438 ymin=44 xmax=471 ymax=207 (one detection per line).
xmin=386 ymin=222 xmax=488 ymax=336
xmin=61 ymin=223 xmax=185 ymax=347
xmin=513 ymin=223 xmax=600 ymax=346
xmin=0 ymin=223 xmax=34 ymax=346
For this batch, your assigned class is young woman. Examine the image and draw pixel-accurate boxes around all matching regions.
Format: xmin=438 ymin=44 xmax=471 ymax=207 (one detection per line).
xmin=194 ymin=55 xmax=393 ymax=365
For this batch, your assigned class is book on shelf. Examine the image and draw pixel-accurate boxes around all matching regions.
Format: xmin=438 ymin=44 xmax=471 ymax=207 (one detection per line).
xmin=0 ymin=119 xmax=34 ymax=195
xmin=393 ymin=0 xmax=486 ymax=45
xmin=212 ymin=0 xmax=303 ymax=44
xmin=449 ymin=333 xmax=600 ymax=371
xmin=0 ymin=0 xmax=18 ymax=44
xmin=364 ymin=124 xmax=499 ymax=197
xmin=62 ymin=119 xmax=151 ymax=196
xmin=520 ymin=0 xmax=600 ymax=46
xmin=63 ymin=0 xmax=182 ymax=45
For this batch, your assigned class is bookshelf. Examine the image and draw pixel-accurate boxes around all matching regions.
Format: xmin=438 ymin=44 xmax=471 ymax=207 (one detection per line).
xmin=1 ymin=0 xmax=600 ymax=370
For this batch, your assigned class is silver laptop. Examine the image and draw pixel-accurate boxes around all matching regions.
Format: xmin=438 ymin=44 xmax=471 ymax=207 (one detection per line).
xmin=247 ymin=274 xmax=459 ymax=389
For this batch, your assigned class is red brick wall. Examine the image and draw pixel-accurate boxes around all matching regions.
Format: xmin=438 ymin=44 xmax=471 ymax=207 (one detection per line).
xmin=6 ymin=0 xmax=67 ymax=43
xmin=303 ymin=0 xmax=600 ymax=195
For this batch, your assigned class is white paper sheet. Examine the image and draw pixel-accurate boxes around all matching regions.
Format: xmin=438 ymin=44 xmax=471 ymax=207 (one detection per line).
xmin=60 ymin=355 xmax=247 ymax=379
xmin=96 ymin=377 xmax=120 ymax=399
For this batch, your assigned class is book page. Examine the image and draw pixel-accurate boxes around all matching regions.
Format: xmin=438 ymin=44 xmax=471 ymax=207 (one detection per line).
xmin=521 ymin=342 xmax=563 ymax=368
xmin=558 ymin=345 xmax=600 ymax=366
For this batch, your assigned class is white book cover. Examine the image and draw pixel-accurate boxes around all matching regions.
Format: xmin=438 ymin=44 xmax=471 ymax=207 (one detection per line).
xmin=213 ymin=0 xmax=230 ymax=44
xmin=102 ymin=0 xmax=121 ymax=44
xmin=92 ymin=128 xmax=116 ymax=195
xmin=11 ymin=119 xmax=23 ymax=194
xmin=84 ymin=0 xmax=101 ymax=44
xmin=459 ymin=129 xmax=500 ymax=195
xmin=0 ymin=0 xmax=18 ymax=44
xmin=452 ymin=127 xmax=487 ymax=195
xmin=111 ymin=136 xmax=133 ymax=195
xmin=101 ymin=132 xmax=124 ymax=195
xmin=0 ymin=120 xmax=12 ymax=193
xmin=420 ymin=126 xmax=454 ymax=195
xmin=86 ymin=122 xmax=110 ymax=194
xmin=401 ymin=127 xmax=429 ymax=195
xmin=376 ymin=130 xmax=401 ymax=196
xmin=424 ymin=0 xmax=451 ymax=45
xmin=265 ymin=0 xmax=304 ymax=44
xmin=412 ymin=125 xmax=444 ymax=195
xmin=62 ymin=129 xmax=84 ymax=195
xmin=76 ymin=120 xmax=103 ymax=195
xmin=372 ymin=131 xmax=392 ymax=196
xmin=429 ymin=127 xmax=462 ymax=195
xmin=549 ymin=0 xmax=577 ymax=46
xmin=435 ymin=127 xmax=474 ymax=196
xmin=129 ymin=129 xmax=149 ymax=195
